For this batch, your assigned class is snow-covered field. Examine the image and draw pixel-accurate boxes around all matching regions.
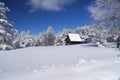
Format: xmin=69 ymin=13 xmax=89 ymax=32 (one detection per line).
xmin=0 ymin=43 xmax=120 ymax=80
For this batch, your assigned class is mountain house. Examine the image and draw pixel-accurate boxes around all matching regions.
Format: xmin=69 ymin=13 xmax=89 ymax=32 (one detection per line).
xmin=65 ymin=33 xmax=83 ymax=45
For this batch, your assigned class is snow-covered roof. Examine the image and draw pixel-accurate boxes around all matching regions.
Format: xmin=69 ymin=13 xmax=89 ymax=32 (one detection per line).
xmin=68 ymin=33 xmax=82 ymax=42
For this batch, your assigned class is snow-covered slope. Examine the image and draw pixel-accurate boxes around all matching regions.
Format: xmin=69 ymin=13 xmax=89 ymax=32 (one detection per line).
xmin=0 ymin=44 xmax=120 ymax=80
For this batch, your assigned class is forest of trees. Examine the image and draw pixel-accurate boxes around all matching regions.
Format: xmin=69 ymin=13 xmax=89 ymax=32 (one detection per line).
xmin=0 ymin=0 xmax=120 ymax=50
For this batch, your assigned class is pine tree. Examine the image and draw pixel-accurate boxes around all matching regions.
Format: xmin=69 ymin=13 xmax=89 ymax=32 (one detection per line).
xmin=40 ymin=26 xmax=55 ymax=46
xmin=46 ymin=26 xmax=55 ymax=46
xmin=0 ymin=2 xmax=15 ymax=50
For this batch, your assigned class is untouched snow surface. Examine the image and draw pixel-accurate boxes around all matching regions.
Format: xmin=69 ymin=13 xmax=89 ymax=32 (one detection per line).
xmin=0 ymin=44 xmax=120 ymax=80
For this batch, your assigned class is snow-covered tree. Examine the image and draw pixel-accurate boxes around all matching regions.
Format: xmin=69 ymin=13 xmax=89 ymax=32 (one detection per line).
xmin=89 ymin=24 xmax=108 ymax=45
xmin=40 ymin=26 xmax=55 ymax=46
xmin=38 ymin=32 xmax=47 ymax=46
xmin=33 ymin=34 xmax=41 ymax=46
xmin=88 ymin=0 xmax=120 ymax=45
xmin=89 ymin=0 xmax=120 ymax=36
xmin=12 ymin=31 xmax=20 ymax=49
xmin=0 ymin=1 xmax=15 ymax=50
xmin=46 ymin=26 xmax=55 ymax=46
xmin=55 ymin=32 xmax=65 ymax=46
xmin=75 ymin=24 xmax=108 ymax=45
xmin=19 ymin=31 xmax=35 ymax=48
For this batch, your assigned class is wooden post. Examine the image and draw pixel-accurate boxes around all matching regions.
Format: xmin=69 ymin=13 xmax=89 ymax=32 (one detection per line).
xmin=117 ymin=36 xmax=120 ymax=48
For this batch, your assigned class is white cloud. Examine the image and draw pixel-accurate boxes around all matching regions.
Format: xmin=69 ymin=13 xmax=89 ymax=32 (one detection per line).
xmin=27 ymin=0 xmax=75 ymax=12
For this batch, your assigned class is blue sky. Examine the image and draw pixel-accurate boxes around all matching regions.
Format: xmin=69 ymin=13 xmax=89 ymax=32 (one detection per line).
xmin=1 ymin=0 xmax=94 ymax=34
